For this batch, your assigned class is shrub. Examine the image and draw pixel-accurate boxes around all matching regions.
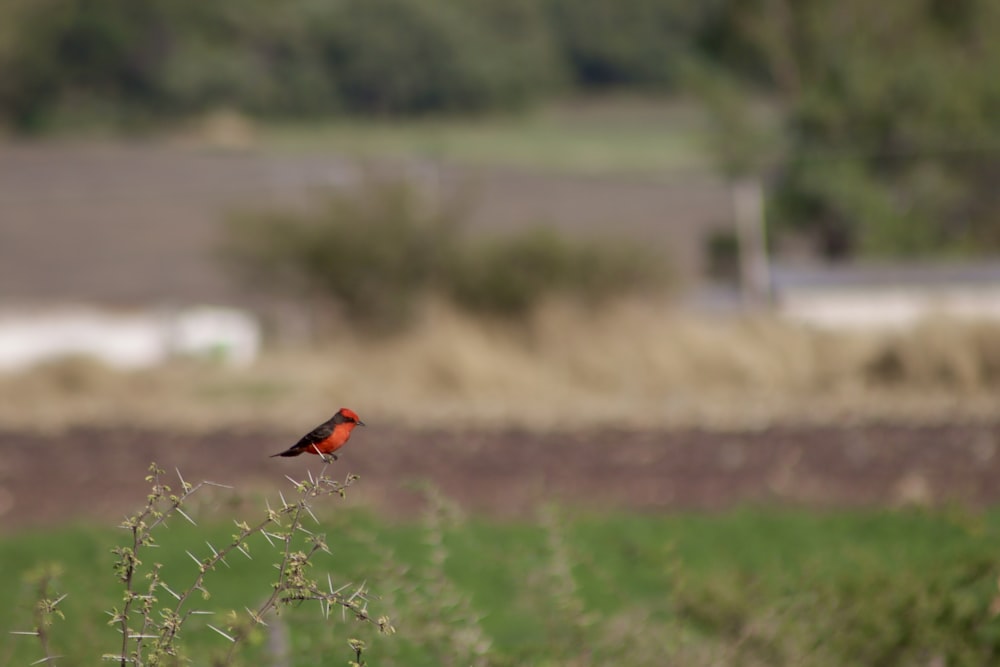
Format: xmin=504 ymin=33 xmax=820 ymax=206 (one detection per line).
xmin=447 ymin=226 xmax=668 ymax=318
xmin=221 ymin=180 xmax=669 ymax=331
xmin=12 ymin=462 xmax=393 ymax=665
xmin=223 ymin=180 xmax=461 ymax=332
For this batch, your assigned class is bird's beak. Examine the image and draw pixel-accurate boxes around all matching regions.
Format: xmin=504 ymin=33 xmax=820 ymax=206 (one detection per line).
xmin=357 ymin=420 xmax=366 ymax=427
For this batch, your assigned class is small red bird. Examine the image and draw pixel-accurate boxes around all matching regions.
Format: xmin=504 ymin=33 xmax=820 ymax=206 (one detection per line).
xmin=270 ymin=408 xmax=365 ymax=462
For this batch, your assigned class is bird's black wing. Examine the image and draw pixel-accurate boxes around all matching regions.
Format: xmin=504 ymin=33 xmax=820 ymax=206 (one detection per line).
xmin=292 ymin=421 xmax=334 ymax=451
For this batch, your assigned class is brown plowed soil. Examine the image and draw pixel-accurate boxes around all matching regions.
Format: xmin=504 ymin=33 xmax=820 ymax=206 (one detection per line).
xmin=0 ymin=422 xmax=998 ymax=529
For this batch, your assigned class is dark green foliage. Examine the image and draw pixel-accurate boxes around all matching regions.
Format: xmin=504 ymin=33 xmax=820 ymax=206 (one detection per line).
xmin=705 ymin=229 xmax=741 ymax=282
xmin=0 ymin=0 xmax=563 ymax=129
xmin=543 ymin=0 xmax=722 ymax=89
xmin=0 ymin=0 xmax=174 ymax=130
xmin=221 ymin=181 xmax=668 ymax=330
xmin=703 ymin=0 xmax=1000 ymax=258
xmin=319 ymin=0 xmax=562 ymax=114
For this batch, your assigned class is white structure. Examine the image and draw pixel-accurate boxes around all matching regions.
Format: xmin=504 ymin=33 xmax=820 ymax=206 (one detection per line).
xmin=0 ymin=305 xmax=261 ymax=372
xmin=773 ymin=263 xmax=1000 ymax=330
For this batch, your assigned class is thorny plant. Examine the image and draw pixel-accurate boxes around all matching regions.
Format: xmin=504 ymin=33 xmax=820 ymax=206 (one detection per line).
xmin=14 ymin=461 xmax=393 ymax=666
xmin=402 ymin=486 xmax=491 ymax=667
xmin=8 ymin=563 xmax=68 ymax=666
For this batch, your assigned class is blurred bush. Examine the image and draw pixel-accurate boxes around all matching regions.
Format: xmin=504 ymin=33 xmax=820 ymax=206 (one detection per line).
xmin=448 ymin=227 xmax=668 ymax=318
xmin=864 ymin=321 xmax=1000 ymax=390
xmin=221 ymin=180 xmax=668 ymax=331
xmin=676 ymin=556 xmax=1000 ymax=666
xmin=223 ymin=180 xmax=461 ymax=332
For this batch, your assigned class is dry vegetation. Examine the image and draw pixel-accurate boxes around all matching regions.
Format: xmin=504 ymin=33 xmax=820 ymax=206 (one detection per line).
xmin=1 ymin=302 xmax=998 ymax=434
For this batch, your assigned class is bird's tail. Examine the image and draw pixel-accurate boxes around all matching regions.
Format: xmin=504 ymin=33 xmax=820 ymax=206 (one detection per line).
xmin=270 ymin=448 xmax=299 ymax=458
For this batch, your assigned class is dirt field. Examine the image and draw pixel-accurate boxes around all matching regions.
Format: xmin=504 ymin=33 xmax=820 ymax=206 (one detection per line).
xmin=0 ymin=421 xmax=997 ymax=529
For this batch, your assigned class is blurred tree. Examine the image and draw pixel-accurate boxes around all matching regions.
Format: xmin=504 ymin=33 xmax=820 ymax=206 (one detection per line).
xmin=0 ymin=0 xmax=174 ymax=129
xmin=0 ymin=0 xmax=562 ymax=127
xmin=544 ymin=0 xmax=723 ymax=89
xmin=705 ymin=0 xmax=1000 ymax=259
xmin=317 ymin=0 xmax=561 ymax=114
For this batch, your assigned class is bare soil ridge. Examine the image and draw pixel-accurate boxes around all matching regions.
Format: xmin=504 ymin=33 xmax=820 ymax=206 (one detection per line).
xmin=0 ymin=422 xmax=997 ymax=528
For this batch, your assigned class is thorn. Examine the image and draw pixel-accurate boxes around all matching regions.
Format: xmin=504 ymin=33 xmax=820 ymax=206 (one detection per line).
xmin=160 ymin=582 xmax=181 ymax=600
xmin=278 ymin=491 xmax=288 ymax=509
xmin=245 ymin=607 xmax=269 ymax=627
xmin=207 ymin=624 xmax=236 ymax=643
xmin=205 ymin=541 xmax=230 ymax=568
xmin=185 ymin=550 xmax=202 ymax=567
xmin=9 ymin=631 xmax=40 ymax=636
xmin=284 ymin=475 xmax=299 ymax=487
xmin=304 ymin=504 xmax=319 ymax=524
xmin=176 ymin=507 xmax=197 ymax=527
xmin=31 ymin=655 xmax=64 ymax=665
xmin=348 ymin=580 xmax=367 ymax=602
xmin=236 ymin=545 xmax=252 ymax=560
xmin=204 ymin=481 xmax=234 ymax=489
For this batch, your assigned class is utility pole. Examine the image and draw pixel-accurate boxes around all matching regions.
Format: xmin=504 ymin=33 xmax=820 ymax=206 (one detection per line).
xmin=732 ymin=178 xmax=771 ymax=305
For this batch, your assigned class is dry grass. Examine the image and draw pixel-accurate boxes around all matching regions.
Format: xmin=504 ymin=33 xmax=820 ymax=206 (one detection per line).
xmin=1 ymin=302 xmax=999 ymax=433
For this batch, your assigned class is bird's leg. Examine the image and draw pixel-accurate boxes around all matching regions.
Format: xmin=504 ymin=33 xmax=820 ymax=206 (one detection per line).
xmin=321 ymin=452 xmax=339 ymax=464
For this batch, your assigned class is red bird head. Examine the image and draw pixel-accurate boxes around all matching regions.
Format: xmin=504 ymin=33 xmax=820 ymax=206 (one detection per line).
xmin=336 ymin=407 xmax=365 ymax=428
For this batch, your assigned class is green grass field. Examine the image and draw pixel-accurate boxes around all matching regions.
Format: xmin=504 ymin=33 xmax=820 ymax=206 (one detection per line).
xmin=3 ymin=499 xmax=1000 ymax=666
xmin=254 ymin=98 xmax=713 ymax=174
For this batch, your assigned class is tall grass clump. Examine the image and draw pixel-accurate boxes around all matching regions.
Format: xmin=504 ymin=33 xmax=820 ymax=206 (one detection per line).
xmin=221 ymin=179 xmax=669 ymax=332
xmin=10 ymin=462 xmax=393 ymax=665
xmin=863 ymin=320 xmax=1000 ymax=390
